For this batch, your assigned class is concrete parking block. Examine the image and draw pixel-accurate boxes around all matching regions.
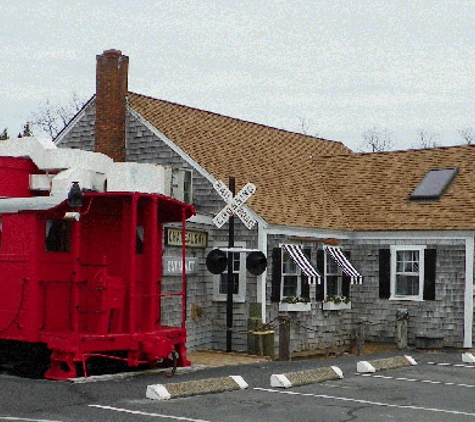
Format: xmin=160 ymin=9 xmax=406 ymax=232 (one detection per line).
xmin=357 ymin=355 xmax=417 ymax=373
xmin=270 ymin=366 xmax=343 ymax=388
xmin=462 ymin=353 xmax=475 ymax=363
xmin=146 ymin=375 xmax=248 ymax=400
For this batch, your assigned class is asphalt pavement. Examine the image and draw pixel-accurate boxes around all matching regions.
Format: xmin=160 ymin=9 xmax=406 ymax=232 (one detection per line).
xmin=1 ymin=348 xmax=474 ymax=422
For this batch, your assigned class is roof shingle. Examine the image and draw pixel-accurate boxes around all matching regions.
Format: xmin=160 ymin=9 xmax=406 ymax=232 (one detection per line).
xmin=129 ymin=92 xmax=475 ymax=232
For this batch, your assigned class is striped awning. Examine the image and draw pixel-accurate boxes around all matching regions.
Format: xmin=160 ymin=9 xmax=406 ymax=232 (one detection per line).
xmin=324 ymin=246 xmax=363 ymax=284
xmin=282 ymin=244 xmax=321 ymax=284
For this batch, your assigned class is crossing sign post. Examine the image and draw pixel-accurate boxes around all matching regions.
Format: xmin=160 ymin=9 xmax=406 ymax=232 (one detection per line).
xmin=212 ymin=177 xmax=257 ymax=352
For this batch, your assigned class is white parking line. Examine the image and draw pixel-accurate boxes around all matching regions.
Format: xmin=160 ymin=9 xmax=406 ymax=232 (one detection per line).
xmin=356 ymin=373 xmax=475 ymax=388
xmin=89 ymin=405 xmax=211 ymax=422
xmin=0 ymin=418 xmax=64 ymax=422
xmin=254 ymin=388 xmax=475 ymax=417
xmin=428 ymin=362 xmax=475 ymax=368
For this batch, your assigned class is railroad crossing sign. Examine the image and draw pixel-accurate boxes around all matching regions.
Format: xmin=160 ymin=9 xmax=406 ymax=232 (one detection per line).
xmin=212 ymin=180 xmax=257 ymax=229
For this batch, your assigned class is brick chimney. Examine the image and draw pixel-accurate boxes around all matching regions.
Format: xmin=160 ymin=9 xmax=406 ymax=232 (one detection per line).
xmin=95 ymin=49 xmax=129 ymax=162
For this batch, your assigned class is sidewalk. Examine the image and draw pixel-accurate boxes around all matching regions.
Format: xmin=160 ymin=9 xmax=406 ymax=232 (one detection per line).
xmin=187 ymin=350 xmax=270 ymax=367
xmin=186 ymin=343 xmax=398 ymax=368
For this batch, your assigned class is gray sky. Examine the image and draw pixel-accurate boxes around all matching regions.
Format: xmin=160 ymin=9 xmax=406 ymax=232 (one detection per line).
xmin=2 ymin=0 xmax=475 ymax=151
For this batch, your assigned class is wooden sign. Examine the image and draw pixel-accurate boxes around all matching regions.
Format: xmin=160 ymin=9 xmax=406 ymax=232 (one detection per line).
xmin=165 ymin=228 xmax=208 ymax=248
xmin=163 ymin=256 xmax=199 ymax=276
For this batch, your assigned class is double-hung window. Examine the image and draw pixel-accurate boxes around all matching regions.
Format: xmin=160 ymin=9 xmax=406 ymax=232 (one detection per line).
xmin=279 ymin=247 xmax=311 ymax=301
xmin=219 ymin=252 xmax=240 ymax=295
xmin=270 ymin=246 xmax=312 ymax=302
xmin=391 ymin=246 xmax=425 ymax=300
xmin=282 ymin=249 xmax=300 ymax=298
xmin=379 ymin=246 xmax=436 ymax=301
xmin=316 ymin=249 xmax=352 ymax=301
xmin=325 ymin=252 xmax=343 ymax=298
xmin=213 ymin=242 xmax=247 ymax=303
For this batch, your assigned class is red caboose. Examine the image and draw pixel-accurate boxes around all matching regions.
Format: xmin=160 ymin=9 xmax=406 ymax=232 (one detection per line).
xmin=0 ymin=137 xmax=195 ymax=379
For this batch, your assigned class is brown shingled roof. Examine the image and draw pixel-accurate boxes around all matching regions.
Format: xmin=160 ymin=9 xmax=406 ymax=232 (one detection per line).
xmin=316 ymin=145 xmax=475 ymax=231
xmin=129 ymin=92 xmax=353 ymax=230
xmin=128 ymin=92 xmax=475 ymax=232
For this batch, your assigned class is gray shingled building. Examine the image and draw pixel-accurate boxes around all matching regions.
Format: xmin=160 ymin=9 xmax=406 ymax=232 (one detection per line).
xmin=56 ymin=49 xmax=475 ymax=356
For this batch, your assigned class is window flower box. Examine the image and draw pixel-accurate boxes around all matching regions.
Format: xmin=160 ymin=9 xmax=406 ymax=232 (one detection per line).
xmin=322 ymin=301 xmax=351 ymax=311
xmin=279 ymin=302 xmax=312 ymax=312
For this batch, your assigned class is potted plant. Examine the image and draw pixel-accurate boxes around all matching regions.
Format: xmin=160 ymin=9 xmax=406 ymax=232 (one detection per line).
xmin=322 ymin=295 xmax=351 ymax=310
xmin=279 ymin=295 xmax=311 ymax=312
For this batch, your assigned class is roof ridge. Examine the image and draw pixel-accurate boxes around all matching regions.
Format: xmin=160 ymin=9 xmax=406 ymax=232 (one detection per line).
xmin=354 ymin=143 xmax=475 ymax=157
xmin=128 ymin=91 xmax=352 ymax=153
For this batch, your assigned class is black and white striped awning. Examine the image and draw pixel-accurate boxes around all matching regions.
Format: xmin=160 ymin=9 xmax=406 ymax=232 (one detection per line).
xmin=324 ymin=246 xmax=363 ymax=284
xmin=282 ymin=244 xmax=321 ymax=284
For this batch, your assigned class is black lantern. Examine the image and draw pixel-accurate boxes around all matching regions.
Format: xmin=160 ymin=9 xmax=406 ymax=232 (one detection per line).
xmin=68 ymin=181 xmax=83 ymax=209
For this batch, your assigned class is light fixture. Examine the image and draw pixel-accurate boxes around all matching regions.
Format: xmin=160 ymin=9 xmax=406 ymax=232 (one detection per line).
xmin=68 ymin=181 xmax=83 ymax=209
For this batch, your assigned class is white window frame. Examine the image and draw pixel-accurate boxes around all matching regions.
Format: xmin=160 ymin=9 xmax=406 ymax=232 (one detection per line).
xmin=281 ymin=248 xmax=302 ymax=300
xmin=172 ymin=168 xmax=193 ymax=204
xmin=324 ymin=250 xmax=344 ymax=298
xmin=212 ymin=242 xmax=247 ymax=303
xmin=390 ymin=245 xmax=426 ymax=301
xmin=280 ymin=247 xmax=312 ymax=301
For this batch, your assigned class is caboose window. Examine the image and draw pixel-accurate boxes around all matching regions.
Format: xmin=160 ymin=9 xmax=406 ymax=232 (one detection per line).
xmin=136 ymin=226 xmax=144 ymax=254
xmin=46 ymin=220 xmax=72 ymax=252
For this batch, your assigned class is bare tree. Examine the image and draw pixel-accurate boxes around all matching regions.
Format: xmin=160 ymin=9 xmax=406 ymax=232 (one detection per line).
xmin=30 ymin=92 xmax=85 ymax=139
xmin=18 ymin=122 xmax=33 ymax=138
xmin=297 ymin=116 xmax=320 ymax=137
xmin=361 ymin=127 xmax=394 ymax=152
xmin=0 ymin=127 xmax=8 ymax=140
xmin=459 ymin=127 xmax=475 ymax=145
xmin=414 ymin=129 xmax=440 ymax=149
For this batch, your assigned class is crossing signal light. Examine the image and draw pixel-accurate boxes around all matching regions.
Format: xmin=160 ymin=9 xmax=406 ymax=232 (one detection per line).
xmin=206 ymin=249 xmax=228 ymax=274
xmin=246 ymin=251 xmax=267 ymax=275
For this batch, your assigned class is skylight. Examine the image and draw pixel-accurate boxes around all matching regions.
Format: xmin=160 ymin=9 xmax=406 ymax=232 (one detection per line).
xmin=410 ymin=167 xmax=459 ymax=200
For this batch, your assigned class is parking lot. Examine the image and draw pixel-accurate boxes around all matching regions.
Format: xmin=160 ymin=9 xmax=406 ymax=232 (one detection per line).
xmin=2 ymin=350 xmax=475 ymax=421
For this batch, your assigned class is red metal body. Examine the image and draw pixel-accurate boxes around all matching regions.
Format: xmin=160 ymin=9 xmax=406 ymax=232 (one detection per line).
xmin=0 ymin=157 xmax=195 ymax=379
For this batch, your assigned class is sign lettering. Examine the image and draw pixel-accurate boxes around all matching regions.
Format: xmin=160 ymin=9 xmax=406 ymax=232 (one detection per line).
xmin=165 ymin=228 xmax=208 ymax=248
xmin=212 ymin=181 xmax=257 ymax=230
xmin=163 ymin=257 xmax=199 ymax=276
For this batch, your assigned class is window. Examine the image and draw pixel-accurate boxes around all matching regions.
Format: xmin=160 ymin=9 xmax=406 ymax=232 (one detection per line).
xmin=172 ymin=168 xmax=193 ymax=204
xmin=410 ymin=167 xmax=458 ymax=200
xmin=136 ymin=225 xmax=144 ymax=254
xmin=45 ymin=220 xmax=72 ymax=252
xmin=271 ymin=247 xmax=311 ymax=302
xmin=282 ymin=249 xmax=300 ymax=298
xmin=394 ymin=248 xmax=421 ymax=297
xmin=316 ymin=249 xmax=351 ymax=301
xmin=219 ymin=252 xmax=240 ymax=295
xmin=213 ymin=242 xmax=247 ymax=303
xmin=325 ymin=252 xmax=343 ymax=297
xmin=379 ymin=246 xmax=436 ymax=301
